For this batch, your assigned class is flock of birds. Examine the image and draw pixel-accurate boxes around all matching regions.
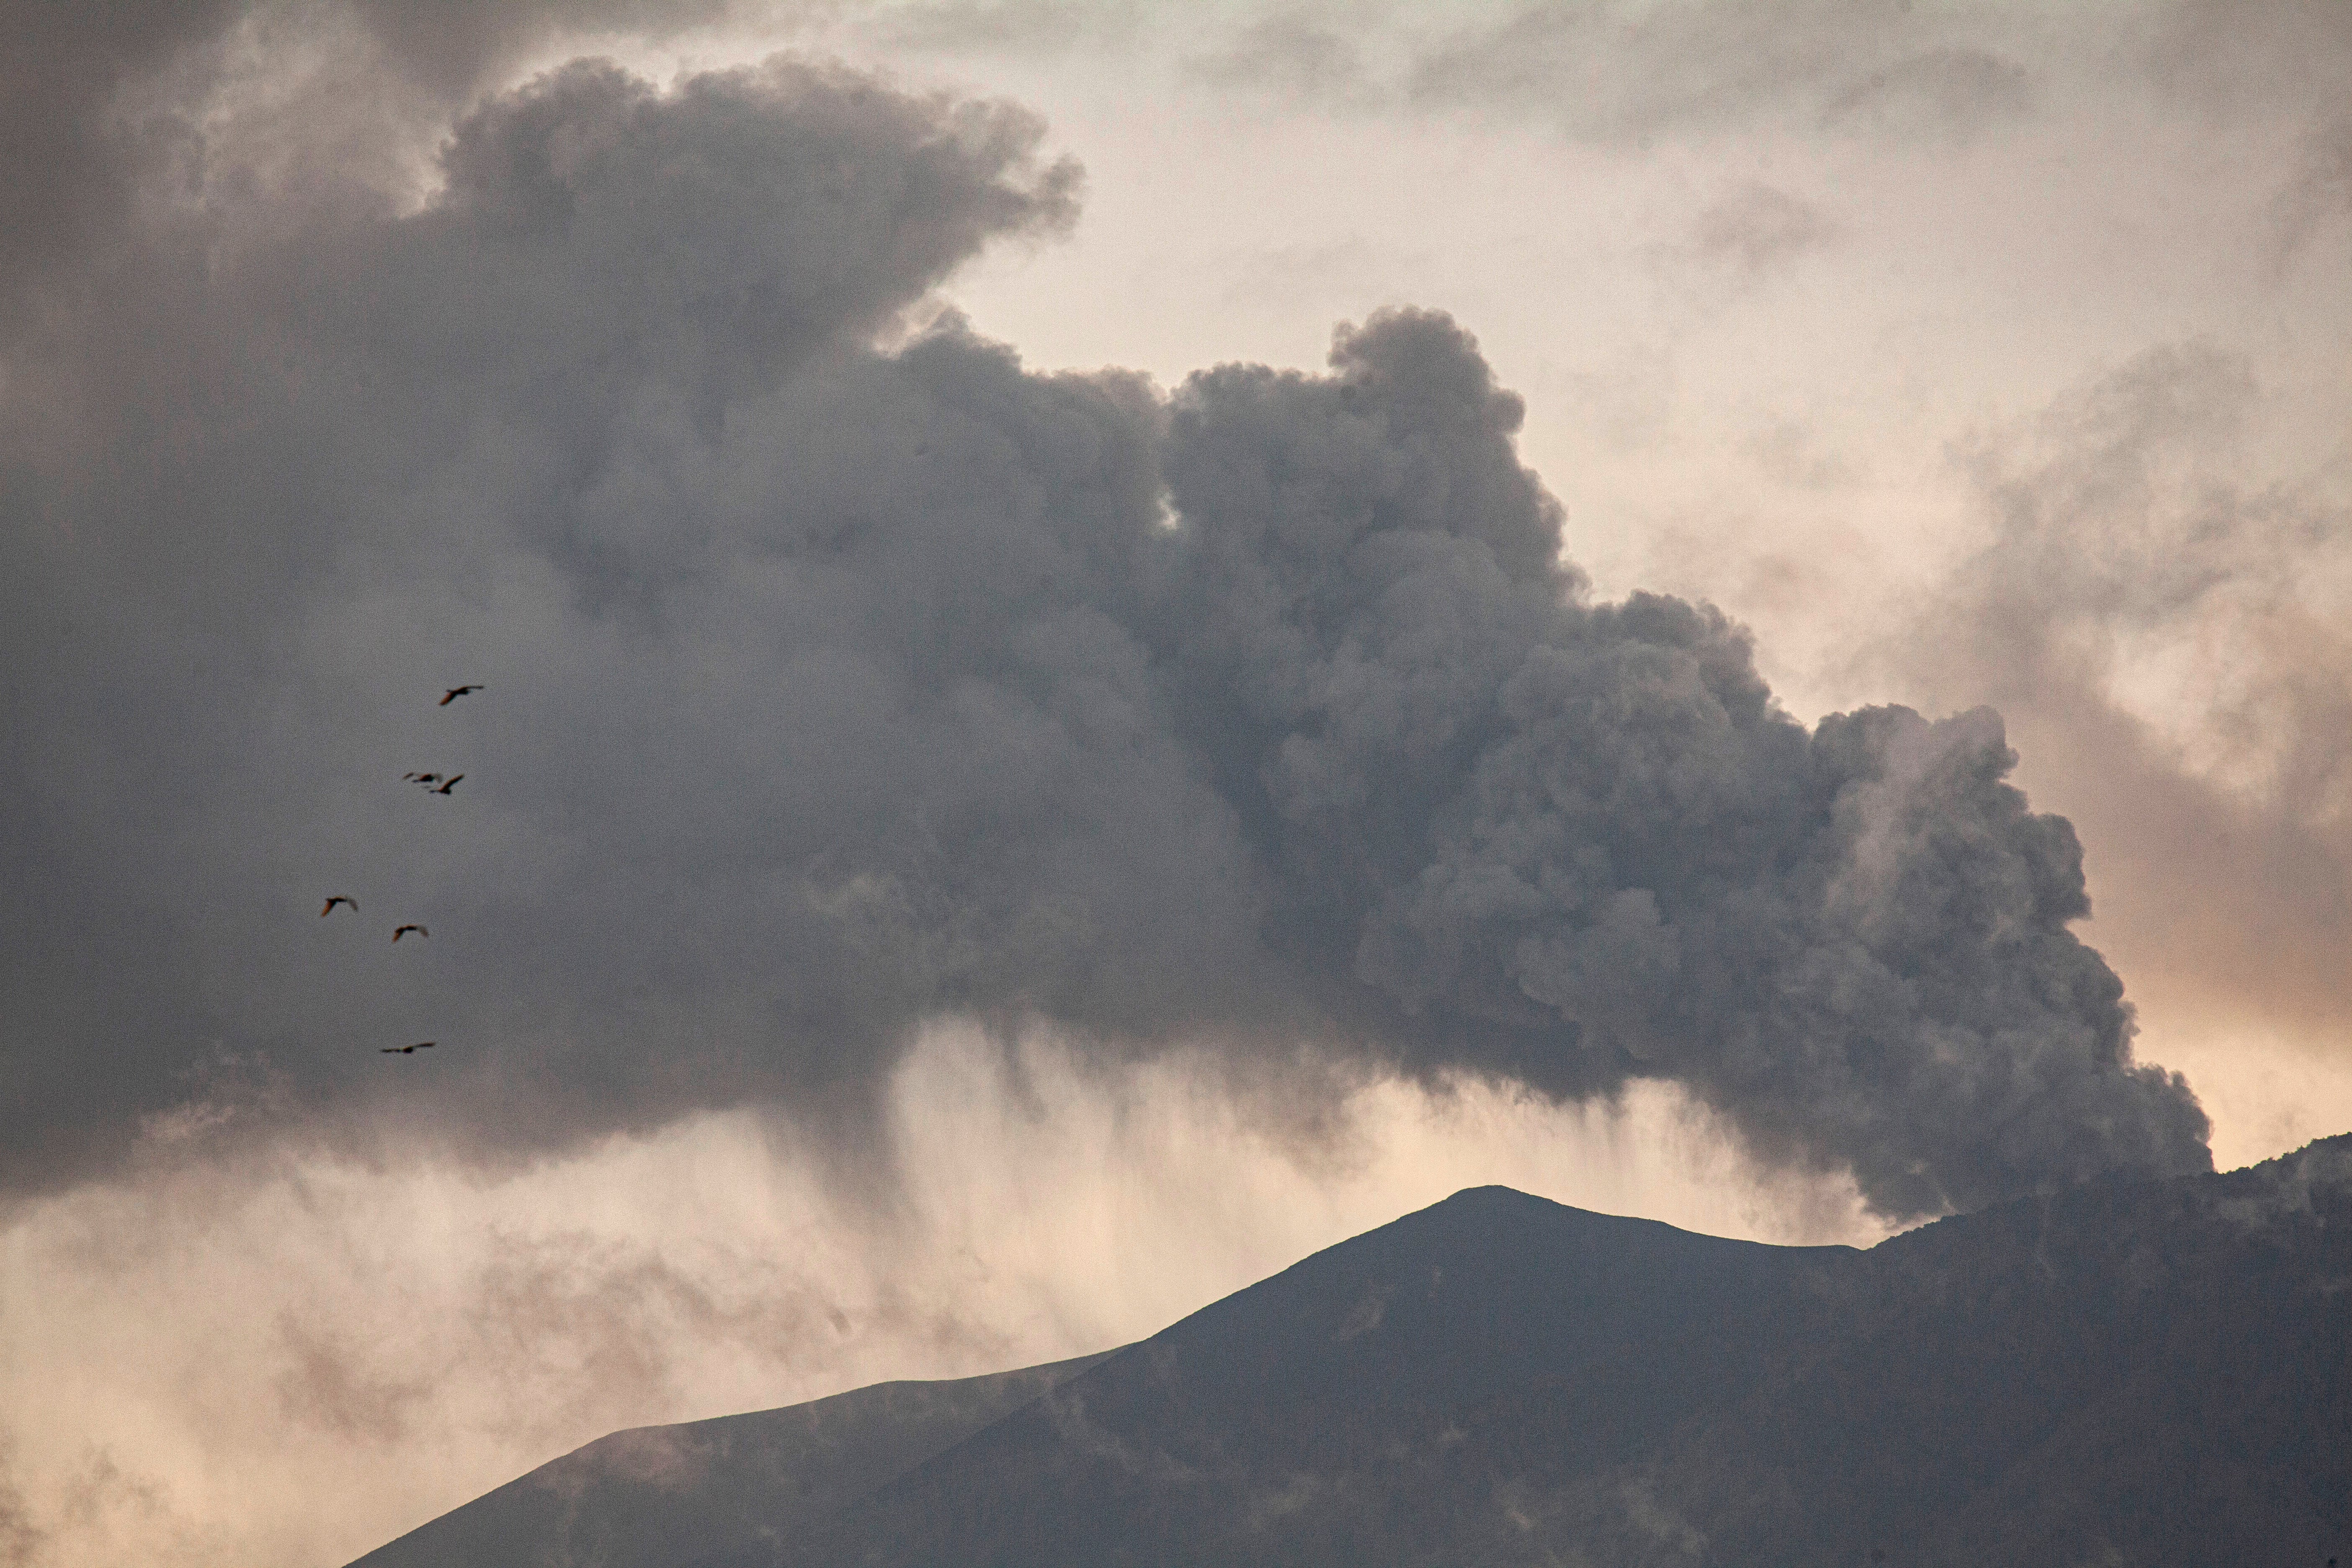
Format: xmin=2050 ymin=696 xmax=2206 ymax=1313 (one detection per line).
xmin=319 ymin=683 xmax=483 ymax=1056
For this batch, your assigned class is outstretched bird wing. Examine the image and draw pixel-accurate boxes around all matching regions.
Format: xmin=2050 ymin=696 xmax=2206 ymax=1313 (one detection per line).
xmin=438 ymin=685 xmax=483 ymax=705
xmin=433 ymin=775 xmax=462 ymax=794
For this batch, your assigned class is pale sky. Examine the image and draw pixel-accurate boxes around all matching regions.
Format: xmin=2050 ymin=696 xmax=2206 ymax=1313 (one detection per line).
xmin=2 ymin=5 xmax=2347 ymax=1565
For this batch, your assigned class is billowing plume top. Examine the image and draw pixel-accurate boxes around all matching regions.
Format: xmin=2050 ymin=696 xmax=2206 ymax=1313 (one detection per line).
xmin=408 ymin=58 xmax=1078 ymax=415
xmin=1148 ymin=314 xmax=2207 ymax=1215
xmin=0 ymin=49 xmax=2207 ymax=1219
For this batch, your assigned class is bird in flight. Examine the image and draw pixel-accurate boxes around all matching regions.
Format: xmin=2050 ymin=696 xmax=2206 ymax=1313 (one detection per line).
xmin=320 ymin=896 xmax=357 ymax=916
xmin=392 ymin=923 xmax=428 ymax=941
xmin=379 ymin=1042 xmax=437 ymax=1054
xmin=404 ymin=772 xmax=443 ymax=784
xmin=439 ymin=685 xmax=484 ymax=706
xmin=430 ymin=774 xmax=463 ymax=794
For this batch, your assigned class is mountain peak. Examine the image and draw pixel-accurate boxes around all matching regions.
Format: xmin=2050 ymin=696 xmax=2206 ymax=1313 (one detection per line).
xmin=351 ymin=1150 xmax=2351 ymax=1568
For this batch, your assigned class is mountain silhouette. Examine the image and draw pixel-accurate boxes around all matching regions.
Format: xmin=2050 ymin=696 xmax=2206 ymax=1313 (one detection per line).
xmin=347 ymin=1355 xmax=1107 ymax=1568
xmin=349 ymin=1135 xmax=2351 ymax=1567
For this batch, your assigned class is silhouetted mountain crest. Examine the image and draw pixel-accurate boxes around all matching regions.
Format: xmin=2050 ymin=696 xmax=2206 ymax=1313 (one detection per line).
xmin=351 ymin=1135 xmax=2350 ymax=1568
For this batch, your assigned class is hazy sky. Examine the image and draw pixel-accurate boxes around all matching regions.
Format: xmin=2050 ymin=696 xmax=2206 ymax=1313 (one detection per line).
xmin=3 ymin=4 xmax=2347 ymax=1565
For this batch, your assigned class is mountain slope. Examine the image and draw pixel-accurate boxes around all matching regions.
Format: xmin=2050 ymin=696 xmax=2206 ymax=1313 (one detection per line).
xmin=347 ymin=1354 xmax=1106 ymax=1568
xmin=346 ymin=1134 xmax=2352 ymax=1568
xmin=1471 ymin=1135 xmax=2352 ymax=1564
xmin=753 ymin=1193 xmax=1855 ymax=1567
xmin=751 ymin=1136 xmax=2350 ymax=1568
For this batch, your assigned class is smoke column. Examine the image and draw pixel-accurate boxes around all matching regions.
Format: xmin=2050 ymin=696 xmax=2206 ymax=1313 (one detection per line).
xmin=0 ymin=43 xmax=2209 ymax=1220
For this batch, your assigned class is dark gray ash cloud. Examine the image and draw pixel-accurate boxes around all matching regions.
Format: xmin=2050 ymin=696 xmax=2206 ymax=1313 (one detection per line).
xmin=0 ymin=18 xmax=2210 ymax=1221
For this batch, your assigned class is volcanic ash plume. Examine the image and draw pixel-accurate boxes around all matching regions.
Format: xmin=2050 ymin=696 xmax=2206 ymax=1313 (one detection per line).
xmin=0 ymin=49 xmax=2208 ymax=1219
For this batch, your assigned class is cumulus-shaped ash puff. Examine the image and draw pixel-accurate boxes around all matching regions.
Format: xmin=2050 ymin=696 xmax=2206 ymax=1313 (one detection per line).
xmin=0 ymin=49 xmax=2207 ymax=1218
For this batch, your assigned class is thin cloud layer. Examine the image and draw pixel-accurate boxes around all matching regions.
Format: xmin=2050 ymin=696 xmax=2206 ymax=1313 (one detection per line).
xmin=1401 ymin=1 xmax=2042 ymax=144
xmin=1177 ymin=0 xmax=2045 ymax=145
xmin=1891 ymin=344 xmax=2352 ymax=1061
xmin=0 ymin=24 xmax=2210 ymax=1220
xmin=1683 ymin=183 xmax=1839 ymax=273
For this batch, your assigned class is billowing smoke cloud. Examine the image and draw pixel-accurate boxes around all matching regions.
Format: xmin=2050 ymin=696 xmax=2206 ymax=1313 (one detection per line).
xmin=0 ymin=23 xmax=2210 ymax=1221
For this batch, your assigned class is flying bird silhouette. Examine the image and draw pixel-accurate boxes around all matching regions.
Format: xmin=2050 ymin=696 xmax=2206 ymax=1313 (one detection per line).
xmin=392 ymin=924 xmax=428 ymax=941
xmin=379 ymin=1042 xmax=437 ymax=1054
xmin=320 ymin=896 xmax=357 ymax=916
xmin=431 ymin=775 xmax=463 ymax=795
xmin=438 ymin=685 xmax=483 ymax=706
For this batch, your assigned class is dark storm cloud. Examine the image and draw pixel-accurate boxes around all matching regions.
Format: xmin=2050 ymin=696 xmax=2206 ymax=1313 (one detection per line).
xmin=0 ymin=26 xmax=2208 ymax=1220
